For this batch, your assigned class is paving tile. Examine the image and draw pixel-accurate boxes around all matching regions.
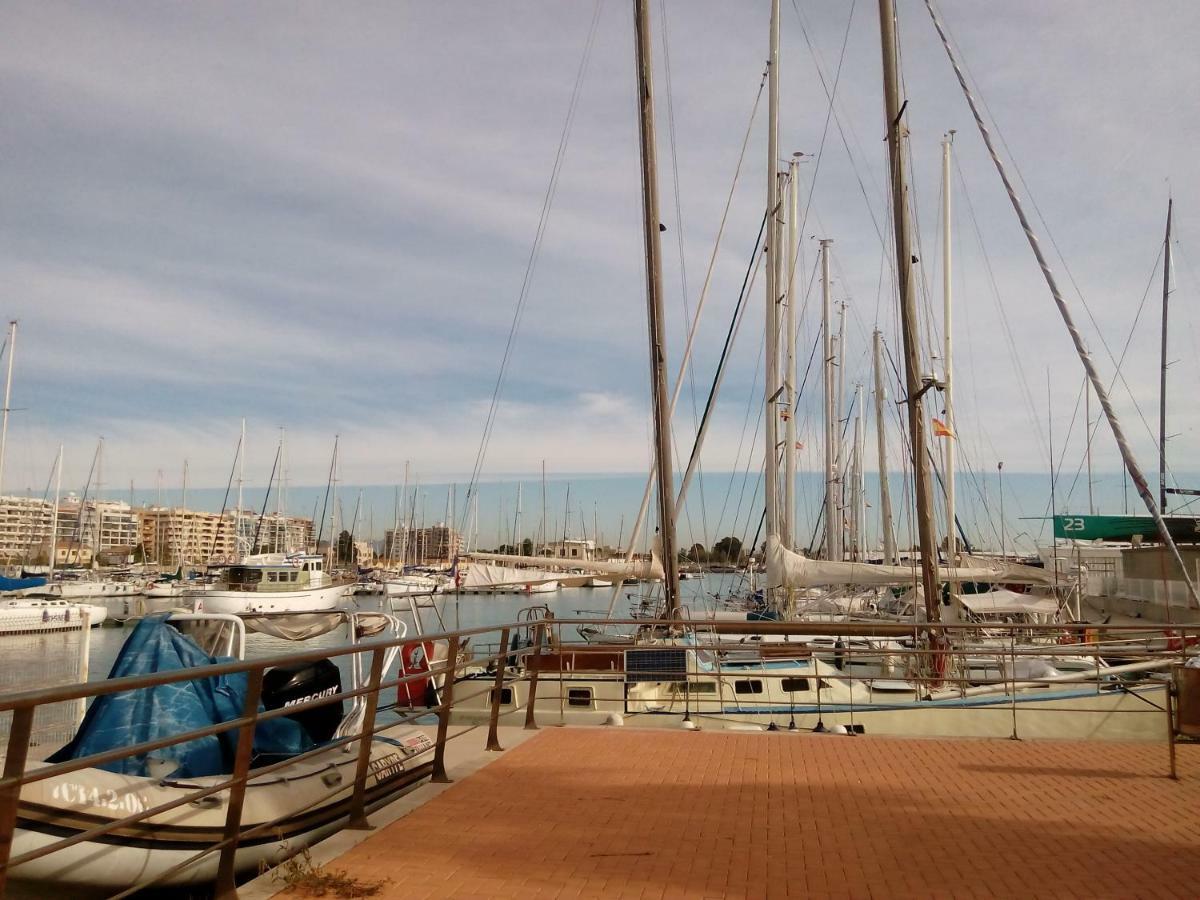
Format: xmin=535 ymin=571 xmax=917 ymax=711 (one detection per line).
xmin=272 ymin=728 xmax=1200 ymax=899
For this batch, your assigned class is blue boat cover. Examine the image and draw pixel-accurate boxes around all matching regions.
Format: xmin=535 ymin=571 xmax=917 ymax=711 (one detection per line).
xmin=49 ymin=615 xmax=314 ymax=778
xmin=0 ymin=576 xmax=46 ymax=591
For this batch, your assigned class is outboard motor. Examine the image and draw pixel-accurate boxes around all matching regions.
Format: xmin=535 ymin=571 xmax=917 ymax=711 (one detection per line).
xmin=262 ymin=659 xmax=344 ymax=744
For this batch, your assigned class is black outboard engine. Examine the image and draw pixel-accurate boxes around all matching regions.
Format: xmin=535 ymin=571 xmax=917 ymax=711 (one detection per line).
xmin=262 ymin=659 xmax=344 ymax=744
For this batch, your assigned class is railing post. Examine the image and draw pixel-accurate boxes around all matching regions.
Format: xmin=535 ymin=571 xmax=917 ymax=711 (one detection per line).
xmin=1167 ymin=673 xmax=1179 ymax=781
xmin=431 ymin=635 xmax=460 ymax=784
xmin=0 ymin=706 xmax=35 ymax=895
xmin=214 ymin=668 xmax=264 ymax=900
xmin=486 ymin=628 xmax=511 ymax=752
xmin=524 ymin=622 xmax=547 ymax=730
xmin=347 ymin=648 xmax=386 ymax=829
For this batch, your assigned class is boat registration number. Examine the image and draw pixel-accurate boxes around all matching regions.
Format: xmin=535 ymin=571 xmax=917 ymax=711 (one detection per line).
xmin=50 ymin=781 xmax=149 ymax=814
xmin=367 ymin=752 xmax=405 ymax=785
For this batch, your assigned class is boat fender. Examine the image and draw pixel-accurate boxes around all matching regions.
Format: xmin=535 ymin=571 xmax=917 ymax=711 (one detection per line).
xmin=830 ymin=724 xmax=848 ymax=735
xmin=604 ymin=712 xmax=624 ymax=727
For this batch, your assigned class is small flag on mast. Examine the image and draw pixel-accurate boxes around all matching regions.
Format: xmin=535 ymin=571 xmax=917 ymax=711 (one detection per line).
xmin=932 ymin=418 xmax=955 ymax=439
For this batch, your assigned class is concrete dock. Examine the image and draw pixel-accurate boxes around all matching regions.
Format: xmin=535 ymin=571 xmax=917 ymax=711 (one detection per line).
xmin=266 ymin=727 xmax=1200 ymax=899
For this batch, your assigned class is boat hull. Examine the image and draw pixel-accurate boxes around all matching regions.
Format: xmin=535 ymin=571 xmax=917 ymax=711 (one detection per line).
xmin=0 ymin=601 xmax=108 ymax=634
xmin=195 ymin=583 xmax=348 ymax=615
xmin=9 ymin=727 xmax=434 ymax=891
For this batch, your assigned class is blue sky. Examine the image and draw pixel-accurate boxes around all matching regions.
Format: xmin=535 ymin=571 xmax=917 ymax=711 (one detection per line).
xmin=2 ymin=2 xmax=1199 ymax=545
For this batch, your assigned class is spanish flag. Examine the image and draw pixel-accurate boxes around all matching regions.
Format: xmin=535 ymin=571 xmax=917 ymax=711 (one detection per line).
xmin=932 ymin=418 xmax=955 ymax=439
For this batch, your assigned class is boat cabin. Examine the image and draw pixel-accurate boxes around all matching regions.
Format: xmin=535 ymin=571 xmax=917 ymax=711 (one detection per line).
xmin=223 ymin=555 xmax=325 ymax=592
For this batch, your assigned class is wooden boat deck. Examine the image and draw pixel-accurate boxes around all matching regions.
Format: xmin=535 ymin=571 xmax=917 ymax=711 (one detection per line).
xmin=271 ymin=728 xmax=1200 ymax=898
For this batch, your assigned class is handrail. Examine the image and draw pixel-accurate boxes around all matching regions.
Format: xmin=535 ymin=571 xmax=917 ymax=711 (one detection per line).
xmin=0 ymin=613 xmax=1193 ymax=898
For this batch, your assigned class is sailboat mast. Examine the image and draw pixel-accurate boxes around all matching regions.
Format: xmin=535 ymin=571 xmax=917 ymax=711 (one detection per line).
xmin=236 ymin=418 xmax=245 ymax=559
xmin=763 ymin=0 xmax=781 ymax=567
xmin=878 ymin=0 xmax=940 ymax=619
xmin=1159 ymin=196 xmax=1173 ymax=512
xmin=48 ymin=445 xmax=63 ymax=579
xmin=633 ymin=0 xmax=680 ymax=615
xmin=851 ymin=385 xmax=864 ymax=560
xmin=873 ymin=330 xmax=897 ymax=564
xmin=0 ymin=321 xmax=16 ymax=505
xmin=784 ymin=159 xmax=799 ymax=550
xmin=941 ymin=132 xmax=957 ymax=562
xmin=821 ymin=240 xmax=839 ymax=561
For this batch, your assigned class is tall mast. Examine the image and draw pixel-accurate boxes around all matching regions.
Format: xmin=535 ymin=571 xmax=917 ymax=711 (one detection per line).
xmin=763 ymin=0 xmax=781 ymax=566
xmin=941 ymin=132 xmax=957 ymax=562
xmin=94 ymin=436 xmax=104 ymax=560
xmin=47 ymin=445 xmax=63 ymax=579
xmin=633 ymin=0 xmax=680 ymax=615
xmin=0 ymin=321 xmax=16 ymax=504
xmin=784 ymin=159 xmax=799 ymax=550
xmin=236 ymin=418 xmax=245 ymax=559
xmin=821 ymin=240 xmax=839 ymax=560
xmin=878 ymin=0 xmax=940 ymax=619
xmin=851 ymin=384 xmax=865 ymax=560
xmin=1159 ymin=196 xmax=1173 ymax=512
xmin=873 ymin=330 xmax=897 ymax=564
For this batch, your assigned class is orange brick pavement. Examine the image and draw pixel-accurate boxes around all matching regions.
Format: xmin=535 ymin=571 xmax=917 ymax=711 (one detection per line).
xmin=277 ymin=729 xmax=1200 ymax=899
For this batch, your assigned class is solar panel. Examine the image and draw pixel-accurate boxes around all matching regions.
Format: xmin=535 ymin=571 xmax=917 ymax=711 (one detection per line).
xmin=624 ymin=647 xmax=688 ymax=683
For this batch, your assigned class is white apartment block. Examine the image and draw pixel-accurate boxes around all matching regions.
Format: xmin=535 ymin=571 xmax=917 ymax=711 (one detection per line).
xmin=0 ymin=496 xmax=55 ymax=563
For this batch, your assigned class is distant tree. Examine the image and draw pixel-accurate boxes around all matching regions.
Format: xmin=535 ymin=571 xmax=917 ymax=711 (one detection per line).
xmin=711 ymin=536 xmax=743 ymax=564
xmin=686 ymin=543 xmax=708 ymax=563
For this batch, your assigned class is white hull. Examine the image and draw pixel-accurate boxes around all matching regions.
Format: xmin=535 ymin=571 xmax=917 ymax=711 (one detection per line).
xmin=21 ymin=581 xmax=142 ymax=600
xmin=10 ymin=728 xmax=433 ymax=891
xmin=195 ymin=582 xmax=348 ymax=615
xmin=0 ymin=600 xmax=107 ymax=634
xmin=384 ymin=577 xmax=443 ymax=597
xmin=145 ymin=582 xmax=212 ymax=599
xmin=454 ymin=672 xmax=1167 ymax=742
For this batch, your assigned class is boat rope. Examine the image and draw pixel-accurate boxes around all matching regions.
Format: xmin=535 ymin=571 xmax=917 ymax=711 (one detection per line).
xmin=207 ymin=432 xmax=243 ymax=563
xmin=458 ymin=0 xmax=604 ymax=537
xmin=251 ymin=440 xmax=281 ymax=554
xmin=1059 ymin=242 xmax=1169 ymax=508
xmin=676 ymin=208 xmax=768 ymax=514
xmin=924 ymin=0 xmax=1200 ymax=612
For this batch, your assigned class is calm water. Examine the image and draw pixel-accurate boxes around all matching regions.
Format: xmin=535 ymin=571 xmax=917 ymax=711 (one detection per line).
xmin=0 ymin=576 xmax=742 ymax=711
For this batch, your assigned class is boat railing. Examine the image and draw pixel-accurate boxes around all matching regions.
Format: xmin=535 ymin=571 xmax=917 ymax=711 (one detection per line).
xmin=0 ymin=616 xmax=1195 ymax=896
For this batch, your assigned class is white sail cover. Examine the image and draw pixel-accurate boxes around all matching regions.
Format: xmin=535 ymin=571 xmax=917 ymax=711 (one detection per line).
xmin=457 ymin=561 xmax=563 ymax=590
xmin=466 ymin=551 xmax=664 ymax=582
xmin=766 ymin=537 xmax=1054 ymax=589
xmin=956 ymin=590 xmax=1060 ymax=616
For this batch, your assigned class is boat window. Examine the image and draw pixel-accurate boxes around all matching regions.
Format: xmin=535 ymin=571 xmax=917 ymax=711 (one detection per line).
xmin=683 ymin=681 xmax=716 ymax=694
xmin=489 ymin=687 xmax=514 ymax=706
xmin=290 ymin=571 xmax=299 ymax=582
xmin=228 ymin=567 xmax=262 ymax=586
xmin=567 ymin=687 xmax=593 ymax=707
xmin=781 ymin=677 xmax=810 ymax=693
xmin=734 ymin=679 xmax=764 ymax=695
xmin=267 ymin=571 xmax=278 ymax=583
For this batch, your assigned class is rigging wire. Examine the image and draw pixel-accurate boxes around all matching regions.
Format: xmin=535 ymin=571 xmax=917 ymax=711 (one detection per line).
xmin=458 ymin=1 xmax=604 ymax=537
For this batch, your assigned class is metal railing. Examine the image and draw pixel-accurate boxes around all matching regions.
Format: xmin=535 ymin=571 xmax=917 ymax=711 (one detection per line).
xmin=0 ymin=613 xmax=1194 ymax=897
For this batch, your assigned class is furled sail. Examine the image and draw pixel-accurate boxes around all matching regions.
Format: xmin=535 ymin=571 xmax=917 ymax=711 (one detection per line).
xmin=766 ymin=537 xmax=1053 ymax=589
xmin=466 ymin=551 xmax=664 ymax=582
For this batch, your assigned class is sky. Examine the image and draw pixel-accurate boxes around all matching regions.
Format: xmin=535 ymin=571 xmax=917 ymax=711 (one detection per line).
xmin=2 ymin=1 xmax=1199 ymax=547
